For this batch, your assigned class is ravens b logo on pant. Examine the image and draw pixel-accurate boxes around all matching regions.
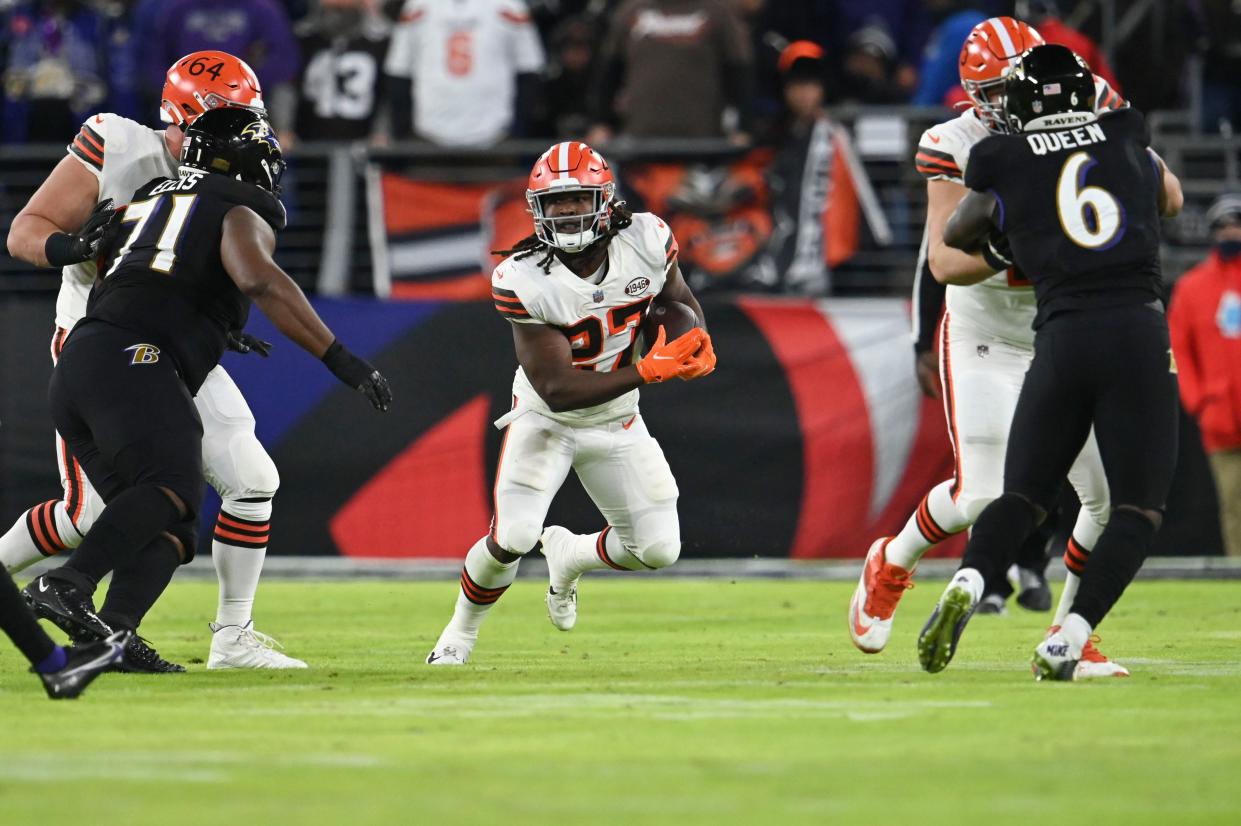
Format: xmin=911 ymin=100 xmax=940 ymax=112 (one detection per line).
xmin=124 ymin=343 xmax=161 ymax=365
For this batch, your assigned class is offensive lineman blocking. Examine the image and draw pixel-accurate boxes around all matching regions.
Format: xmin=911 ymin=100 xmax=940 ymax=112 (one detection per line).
xmin=2 ymin=52 xmax=305 ymax=669
xmin=848 ymin=17 xmax=1127 ymax=677
xmin=426 ymin=142 xmax=716 ymax=665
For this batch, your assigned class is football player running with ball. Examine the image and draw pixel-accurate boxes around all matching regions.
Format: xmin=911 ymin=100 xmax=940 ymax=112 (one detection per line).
xmin=849 ymin=17 xmax=1130 ymax=678
xmin=924 ymin=44 xmax=1183 ymax=679
xmin=3 ymin=52 xmax=306 ymax=670
xmin=426 ymin=142 xmax=716 ymax=665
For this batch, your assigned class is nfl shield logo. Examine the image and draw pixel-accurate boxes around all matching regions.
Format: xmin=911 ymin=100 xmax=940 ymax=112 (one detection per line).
xmin=592 ymin=289 xmax=605 ymax=303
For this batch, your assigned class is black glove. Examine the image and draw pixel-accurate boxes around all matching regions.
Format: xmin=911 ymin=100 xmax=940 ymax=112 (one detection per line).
xmin=226 ymin=331 xmax=273 ymax=357
xmin=45 ymin=199 xmax=119 ymax=267
xmin=981 ymin=231 xmax=1013 ymax=272
xmin=322 ymin=340 xmax=392 ymax=411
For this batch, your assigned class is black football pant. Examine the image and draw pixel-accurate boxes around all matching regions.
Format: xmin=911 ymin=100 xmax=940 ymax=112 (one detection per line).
xmin=960 ymin=303 xmax=1180 ymax=628
xmin=46 ymin=320 xmax=205 ymax=631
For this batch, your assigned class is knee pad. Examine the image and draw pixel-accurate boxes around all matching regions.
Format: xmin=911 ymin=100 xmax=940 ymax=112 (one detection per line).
xmin=632 ymin=441 xmax=678 ymax=503
xmin=166 ymin=518 xmax=200 ymax=564
xmin=1113 ymin=504 xmax=1162 ymax=535
xmin=211 ymin=433 xmax=280 ymax=499
xmin=495 ymin=519 xmax=542 ymax=556
xmin=633 ymin=537 xmax=680 ymax=569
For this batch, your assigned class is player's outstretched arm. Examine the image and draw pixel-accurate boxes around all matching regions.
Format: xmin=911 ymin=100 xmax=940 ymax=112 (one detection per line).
xmin=6 ymin=156 xmax=104 ymax=267
xmin=221 ymin=206 xmax=392 ymax=411
xmin=925 ymin=180 xmax=1001 ymax=286
xmin=1149 ymin=149 xmax=1184 ymax=217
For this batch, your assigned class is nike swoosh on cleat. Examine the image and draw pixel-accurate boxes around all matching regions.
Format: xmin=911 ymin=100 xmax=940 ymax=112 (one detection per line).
xmin=851 ymin=603 xmax=871 ymax=638
xmin=38 ymin=579 xmax=49 ymax=592
xmin=426 ymin=654 xmax=440 ymax=663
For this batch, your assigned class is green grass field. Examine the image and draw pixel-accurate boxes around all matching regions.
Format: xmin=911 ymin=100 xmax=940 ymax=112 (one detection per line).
xmin=1 ymin=577 xmax=1239 ymax=825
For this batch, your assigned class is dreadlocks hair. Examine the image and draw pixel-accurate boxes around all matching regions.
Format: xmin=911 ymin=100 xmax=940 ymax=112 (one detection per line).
xmin=491 ymin=200 xmax=636 ymax=274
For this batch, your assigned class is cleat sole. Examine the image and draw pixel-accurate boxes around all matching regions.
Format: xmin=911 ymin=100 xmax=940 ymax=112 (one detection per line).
xmin=917 ymin=587 xmax=976 ymax=674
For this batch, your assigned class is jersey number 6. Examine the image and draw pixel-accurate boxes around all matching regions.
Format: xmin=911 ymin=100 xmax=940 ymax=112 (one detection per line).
xmin=1056 ymin=151 xmax=1124 ymax=250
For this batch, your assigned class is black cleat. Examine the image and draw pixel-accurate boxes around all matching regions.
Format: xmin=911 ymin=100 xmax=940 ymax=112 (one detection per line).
xmin=23 ymin=574 xmax=112 ymax=642
xmin=36 ymin=631 xmax=130 ymax=700
xmin=917 ymin=581 xmax=978 ymax=674
xmin=115 ymin=634 xmax=187 ymax=673
xmin=975 ymin=593 xmax=1008 ymax=615
xmin=1016 ymin=567 xmax=1052 ymax=612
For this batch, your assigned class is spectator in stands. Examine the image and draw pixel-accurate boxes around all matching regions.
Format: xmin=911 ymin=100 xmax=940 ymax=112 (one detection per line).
xmin=912 ymin=8 xmax=987 ymax=107
xmin=537 ymin=14 xmax=600 ymax=138
xmin=1193 ymin=0 xmax=1241 ymax=133
xmin=294 ymin=0 xmax=390 ymax=143
xmin=589 ymin=0 xmax=752 ymax=144
xmin=837 ymin=19 xmax=904 ymax=104
xmin=136 ymin=0 xmax=301 ymax=136
xmin=0 ymin=1 xmax=109 ymax=143
xmin=1014 ymin=0 xmax=1121 ymax=93
xmin=1168 ymin=194 xmax=1241 ymax=557
xmin=833 ymin=3 xmax=931 ymax=100
xmin=766 ymin=41 xmax=861 ymax=295
xmin=384 ymin=0 xmax=545 ymax=146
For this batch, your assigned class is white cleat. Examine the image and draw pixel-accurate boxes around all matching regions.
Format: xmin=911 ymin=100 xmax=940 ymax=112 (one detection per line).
xmin=207 ymin=621 xmax=308 ymax=670
xmin=1031 ymin=628 xmax=1080 ymax=681
xmin=1048 ymin=627 xmax=1130 ymax=679
xmin=425 ymin=641 xmax=471 ymax=666
xmin=848 ymin=537 xmax=914 ymax=654
xmin=541 ymin=525 xmax=579 ymax=631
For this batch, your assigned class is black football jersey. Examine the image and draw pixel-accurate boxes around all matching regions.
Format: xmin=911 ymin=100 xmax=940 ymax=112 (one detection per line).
xmin=88 ymin=169 xmax=287 ymax=393
xmin=965 ymin=107 xmax=1164 ymax=327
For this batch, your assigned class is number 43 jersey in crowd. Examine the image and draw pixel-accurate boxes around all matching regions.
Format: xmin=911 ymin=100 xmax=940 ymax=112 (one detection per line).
xmin=492 ymin=211 xmax=678 ymax=427
xmin=86 ymin=168 xmax=287 ymax=394
xmin=964 ymin=107 xmax=1164 ymax=328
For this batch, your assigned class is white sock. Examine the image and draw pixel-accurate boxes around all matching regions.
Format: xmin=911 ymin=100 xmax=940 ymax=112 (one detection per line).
xmin=950 ymin=567 xmax=985 ymax=603
xmin=212 ymin=499 xmax=272 ymax=628
xmin=442 ymin=537 xmax=521 ymax=644
xmin=1061 ymin=613 xmax=1092 ymax=656
xmin=1053 ymin=571 xmax=1080 ymax=628
xmin=564 ymin=526 xmax=644 ymax=581
xmin=0 ymin=501 xmax=78 ymax=573
xmin=885 ymin=480 xmax=969 ymax=570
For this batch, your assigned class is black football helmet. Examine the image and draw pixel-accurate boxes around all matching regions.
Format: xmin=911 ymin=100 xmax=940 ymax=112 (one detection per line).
xmin=180 ymin=107 xmax=285 ymax=193
xmin=1003 ymin=44 xmax=1096 ymax=133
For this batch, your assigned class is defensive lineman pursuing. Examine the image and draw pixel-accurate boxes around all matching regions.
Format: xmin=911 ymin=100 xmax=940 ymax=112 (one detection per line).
xmin=23 ymin=108 xmax=391 ymax=660
xmin=918 ymin=45 xmax=1183 ymax=680
xmin=426 ymin=142 xmax=715 ymax=665
xmin=3 ymin=52 xmax=306 ymax=669
xmin=849 ymin=17 xmax=1127 ymax=677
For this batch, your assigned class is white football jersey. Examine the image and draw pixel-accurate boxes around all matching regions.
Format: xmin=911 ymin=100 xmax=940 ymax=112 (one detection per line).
xmin=60 ymin=113 xmax=178 ymax=330
xmin=492 ymin=211 xmax=677 ymax=427
xmin=915 ymin=76 xmax=1127 ymax=346
xmin=385 ymin=0 xmax=545 ymax=147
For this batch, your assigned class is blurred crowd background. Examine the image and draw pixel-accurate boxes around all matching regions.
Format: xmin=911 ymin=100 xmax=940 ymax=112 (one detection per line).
xmin=2 ymin=0 xmax=1238 ymax=301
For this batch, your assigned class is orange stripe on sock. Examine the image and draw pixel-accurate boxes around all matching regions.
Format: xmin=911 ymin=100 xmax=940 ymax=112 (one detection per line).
xmin=214 ymin=526 xmax=270 ymax=545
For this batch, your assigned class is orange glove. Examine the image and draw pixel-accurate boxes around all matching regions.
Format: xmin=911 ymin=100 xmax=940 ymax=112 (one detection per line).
xmin=636 ymin=326 xmax=707 ymax=383
xmin=682 ymin=332 xmax=716 ymax=379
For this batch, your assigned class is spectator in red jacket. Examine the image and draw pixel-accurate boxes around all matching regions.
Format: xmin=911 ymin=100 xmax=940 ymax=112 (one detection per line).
xmin=1015 ymin=0 xmax=1121 ymax=93
xmin=1168 ymin=193 xmax=1241 ymax=556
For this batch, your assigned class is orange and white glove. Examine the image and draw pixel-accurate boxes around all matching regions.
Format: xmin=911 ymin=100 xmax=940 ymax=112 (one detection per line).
xmin=682 ymin=332 xmax=716 ymax=379
xmin=636 ymin=326 xmax=707 ymax=383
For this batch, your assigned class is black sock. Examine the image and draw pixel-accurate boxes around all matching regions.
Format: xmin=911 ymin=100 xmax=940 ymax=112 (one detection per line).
xmin=960 ymin=493 xmax=1041 ymax=586
xmin=0 ymin=568 xmax=56 ymax=666
xmin=1070 ymin=509 xmax=1157 ymax=627
xmin=52 ymin=485 xmax=181 ymax=591
xmin=98 ymin=536 xmax=182 ymax=632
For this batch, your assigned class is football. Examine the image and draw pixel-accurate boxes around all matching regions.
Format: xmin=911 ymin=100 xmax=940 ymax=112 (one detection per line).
xmin=640 ymin=298 xmax=701 ymax=350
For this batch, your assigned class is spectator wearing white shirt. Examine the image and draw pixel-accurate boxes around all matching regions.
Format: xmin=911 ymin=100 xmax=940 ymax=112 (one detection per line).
xmin=384 ymin=0 xmax=545 ymax=146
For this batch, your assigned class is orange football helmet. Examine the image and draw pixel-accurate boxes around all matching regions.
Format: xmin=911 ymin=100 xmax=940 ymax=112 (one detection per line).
xmin=959 ymin=17 xmax=1044 ymax=131
xmin=160 ymin=51 xmax=265 ymax=126
xmin=527 ymin=141 xmax=617 ymax=252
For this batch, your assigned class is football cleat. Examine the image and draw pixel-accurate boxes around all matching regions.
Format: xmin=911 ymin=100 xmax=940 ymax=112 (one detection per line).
xmin=1043 ymin=627 xmax=1130 ymax=679
xmin=22 ymin=574 xmax=112 ymax=642
xmin=917 ymin=574 xmax=979 ymax=673
xmin=976 ymin=593 xmax=1008 ymax=615
xmin=1016 ymin=566 xmax=1052 ymax=611
xmin=425 ymin=642 xmax=470 ymax=666
xmin=115 ymin=635 xmax=186 ymax=673
xmin=1031 ymin=628 xmax=1080 ymax=681
xmin=848 ymin=537 xmax=914 ymax=654
xmin=207 ymin=621 xmax=308 ymax=670
xmin=541 ymin=525 xmax=580 ymax=631
xmin=36 ymin=631 xmax=129 ymax=700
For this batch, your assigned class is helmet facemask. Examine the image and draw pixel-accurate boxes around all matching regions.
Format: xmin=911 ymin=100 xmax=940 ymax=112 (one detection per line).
xmin=963 ymin=74 xmax=1012 ymax=133
xmin=528 ymin=181 xmax=616 ymax=253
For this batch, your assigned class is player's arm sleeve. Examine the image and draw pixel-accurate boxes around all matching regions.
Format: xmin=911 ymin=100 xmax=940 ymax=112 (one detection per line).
xmin=912 ymin=236 xmax=945 ymax=354
xmin=66 ymin=114 xmax=110 ymax=178
xmin=914 ymin=129 xmax=964 ymax=183
xmin=1093 ymin=75 xmax=1127 ymax=111
xmin=492 ymin=271 xmax=544 ymax=325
